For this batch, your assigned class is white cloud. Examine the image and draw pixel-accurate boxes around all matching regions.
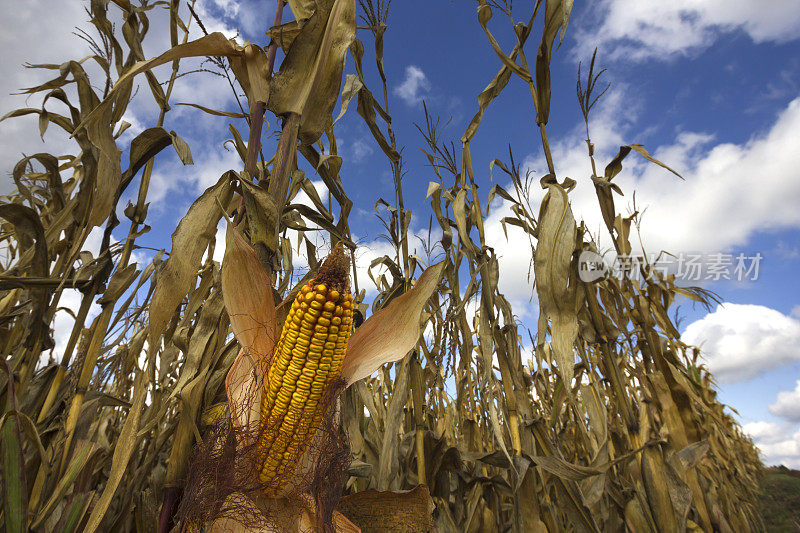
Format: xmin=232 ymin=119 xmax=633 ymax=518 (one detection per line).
xmin=744 ymin=420 xmax=786 ymax=445
xmin=211 ymin=221 xmax=228 ymax=264
xmin=211 ymin=0 xmax=240 ymax=19
xmin=681 ymin=303 xmax=800 ymax=383
xmin=194 ymin=0 xmax=276 ymax=40
xmin=521 ymin=92 xmax=800 ymax=255
xmin=0 ymin=1 xmax=92 ymax=195
xmin=743 ymin=420 xmax=800 ymax=468
xmin=394 ymin=65 xmax=430 ymax=106
xmin=482 ymin=198 xmax=538 ymax=314
xmin=186 ymin=1 xmax=241 ymax=40
xmin=83 ymin=225 xmax=106 ymax=257
xmin=576 ymin=0 xmax=800 ymax=61
xmin=770 ymin=381 xmax=800 ymax=422
xmin=349 ymin=137 xmax=374 ymax=163
xmin=117 ymin=113 xmax=146 ymax=147
xmin=633 ymin=97 xmax=800 ymax=251
xmin=148 ymin=142 xmax=242 ymax=207
xmin=292 ymin=179 xmax=330 ymax=208
xmin=352 ymin=239 xmax=398 ymax=296
xmin=775 ymin=240 xmax=800 ymax=260
xmin=0 ymin=1 xmax=243 ymax=204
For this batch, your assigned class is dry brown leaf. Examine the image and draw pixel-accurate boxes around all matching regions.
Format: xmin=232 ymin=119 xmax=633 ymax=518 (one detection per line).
xmin=148 ymin=172 xmax=233 ymax=346
xmin=267 ymin=0 xmax=356 ymax=143
xmin=342 ymin=262 xmax=445 ymax=384
xmin=534 ymin=182 xmax=579 ymax=387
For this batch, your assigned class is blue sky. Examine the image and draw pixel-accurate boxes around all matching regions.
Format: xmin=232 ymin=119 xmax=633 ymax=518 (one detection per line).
xmin=2 ymin=0 xmax=800 ymax=467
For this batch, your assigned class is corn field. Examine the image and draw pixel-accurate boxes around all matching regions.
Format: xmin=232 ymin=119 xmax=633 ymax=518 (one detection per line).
xmin=0 ymin=0 xmax=765 ymax=531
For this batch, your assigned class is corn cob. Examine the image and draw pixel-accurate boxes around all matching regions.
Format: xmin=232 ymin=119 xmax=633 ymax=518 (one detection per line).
xmin=258 ymin=244 xmax=353 ymax=494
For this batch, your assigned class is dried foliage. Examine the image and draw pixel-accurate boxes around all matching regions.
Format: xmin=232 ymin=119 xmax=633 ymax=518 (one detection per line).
xmin=0 ymin=0 xmax=763 ymax=532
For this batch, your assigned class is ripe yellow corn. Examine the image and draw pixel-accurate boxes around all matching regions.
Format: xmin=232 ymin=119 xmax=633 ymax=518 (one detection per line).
xmin=258 ymin=244 xmax=353 ymax=495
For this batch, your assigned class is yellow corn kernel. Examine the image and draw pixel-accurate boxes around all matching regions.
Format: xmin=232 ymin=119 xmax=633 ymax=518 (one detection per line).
xmin=257 ymin=243 xmax=354 ymax=495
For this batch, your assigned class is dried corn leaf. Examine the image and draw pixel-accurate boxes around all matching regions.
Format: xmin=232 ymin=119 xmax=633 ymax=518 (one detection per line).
xmin=534 ymin=182 xmax=579 ymax=386
xmin=83 ymin=366 xmax=149 ymax=533
xmin=149 ymin=172 xmax=233 ymax=345
xmin=342 ymin=261 xmax=445 ymax=384
xmin=287 ymin=0 xmax=316 ymax=20
xmin=76 ymin=33 xmax=245 ymax=131
xmin=267 ymin=0 xmax=356 ymax=143
xmin=535 ymin=0 xmax=574 ymax=124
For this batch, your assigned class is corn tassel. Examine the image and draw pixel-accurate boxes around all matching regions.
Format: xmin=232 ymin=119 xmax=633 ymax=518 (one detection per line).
xmin=258 ymin=244 xmax=353 ymax=494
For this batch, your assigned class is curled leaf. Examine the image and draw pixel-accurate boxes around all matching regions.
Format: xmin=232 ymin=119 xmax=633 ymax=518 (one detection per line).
xmin=341 ymin=262 xmax=445 ymax=384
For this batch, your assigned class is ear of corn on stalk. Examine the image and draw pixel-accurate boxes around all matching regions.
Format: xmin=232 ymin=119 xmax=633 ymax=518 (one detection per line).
xmin=258 ymin=243 xmax=353 ymax=494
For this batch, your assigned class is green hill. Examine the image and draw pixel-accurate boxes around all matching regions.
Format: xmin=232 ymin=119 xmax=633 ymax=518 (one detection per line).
xmin=761 ymin=466 xmax=800 ymax=532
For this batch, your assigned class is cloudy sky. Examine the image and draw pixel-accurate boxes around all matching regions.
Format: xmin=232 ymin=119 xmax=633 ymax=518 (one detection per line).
xmin=2 ymin=0 xmax=799 ymax=467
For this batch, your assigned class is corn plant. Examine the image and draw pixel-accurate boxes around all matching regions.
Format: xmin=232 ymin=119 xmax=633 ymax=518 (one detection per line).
xmin=0 ymin=0 xmax=763 ymax=532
